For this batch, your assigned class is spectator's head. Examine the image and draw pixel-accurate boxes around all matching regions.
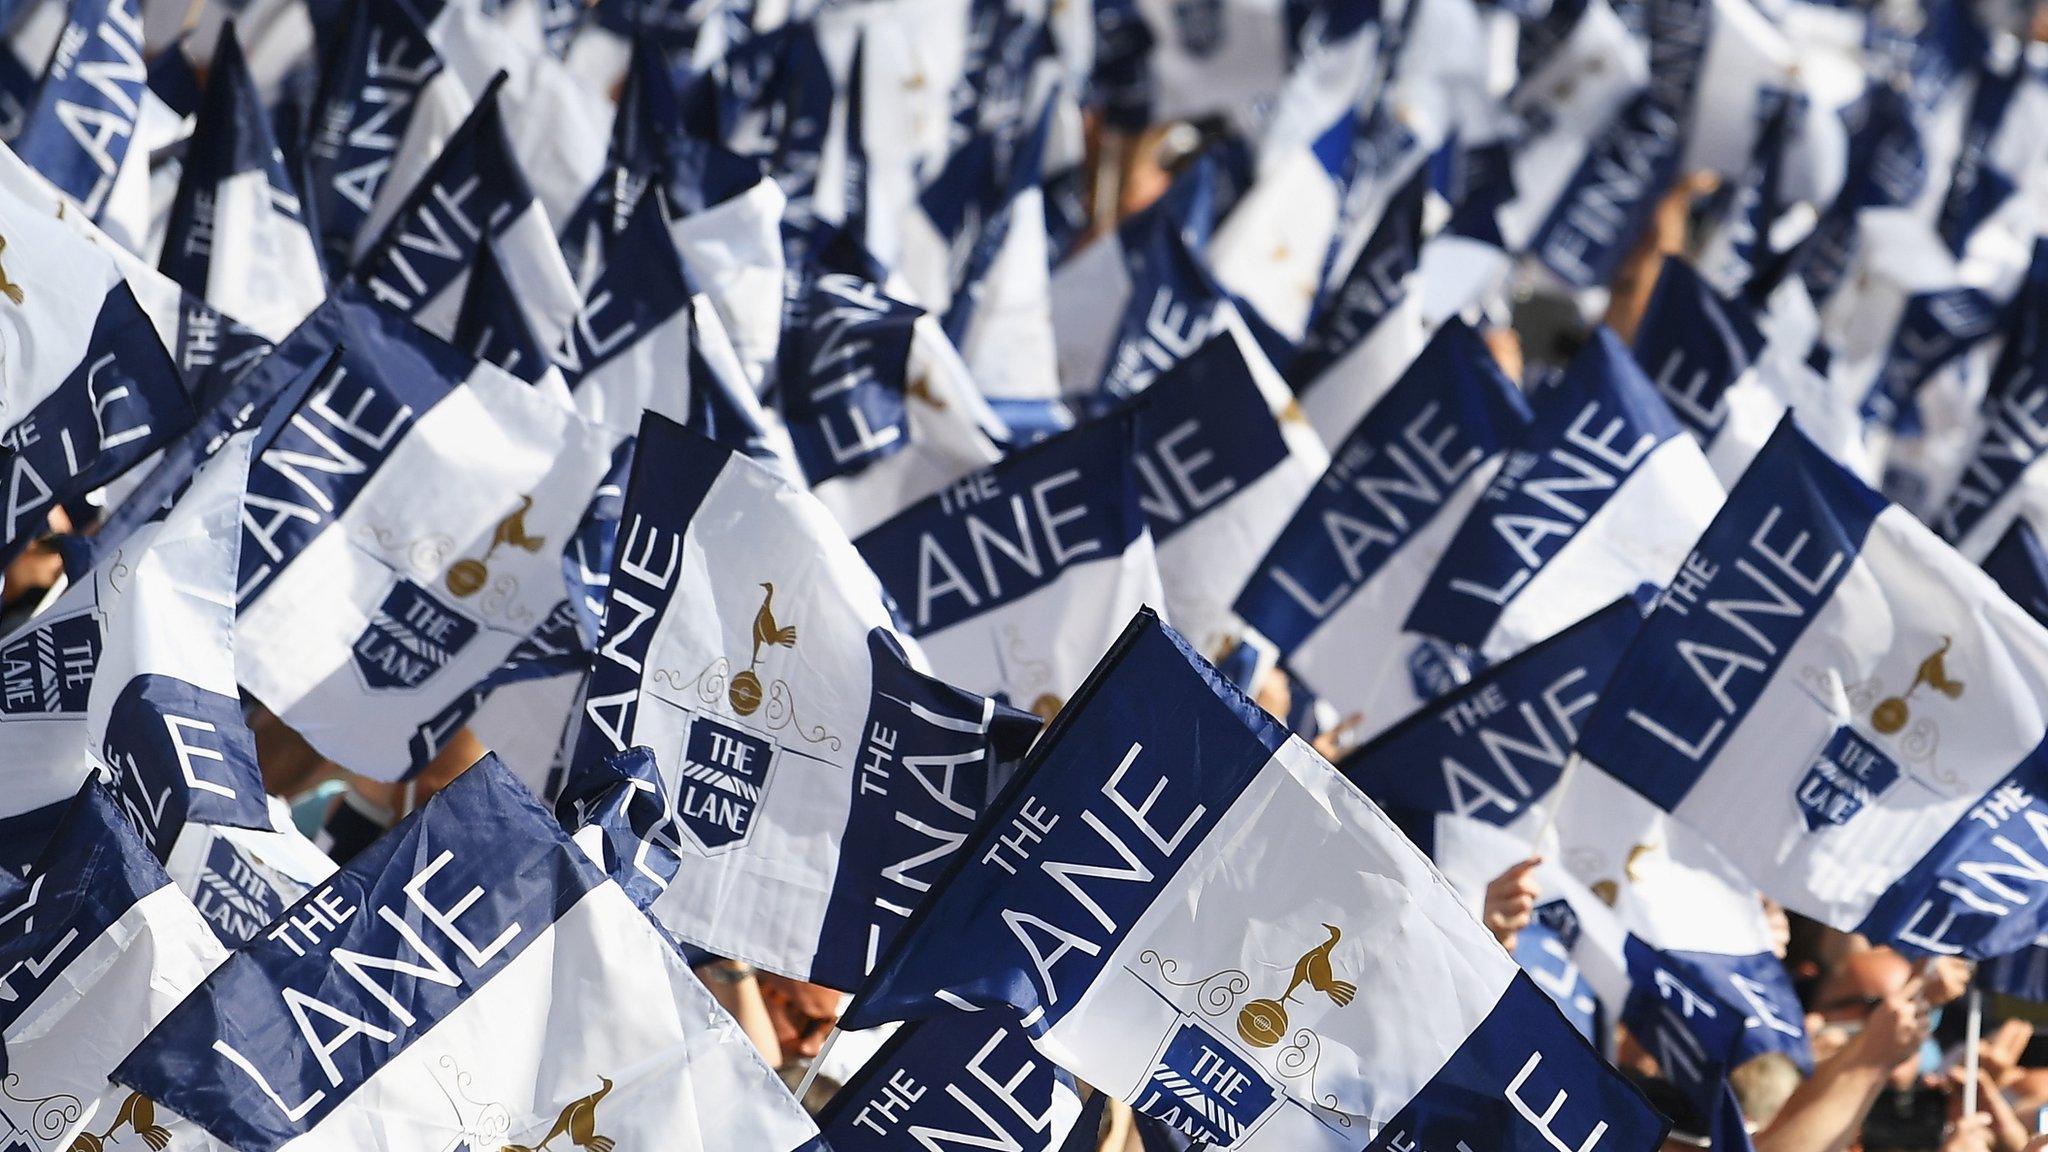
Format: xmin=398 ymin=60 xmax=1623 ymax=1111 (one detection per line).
xmin=1812 ymin=949 xmax=1920 ymax=1087
xmin=1730 ymin=1052 xmax=1802 ymax=1127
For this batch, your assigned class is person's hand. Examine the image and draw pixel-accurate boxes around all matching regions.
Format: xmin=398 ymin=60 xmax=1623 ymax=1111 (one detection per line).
xmin=1483 ymin=858 xmax=1543 ymax=952
xmin=1948 ymin=1066 xmax=2032 ymax=1152
xmin=1946 ymin=1113 xmax=1996 ymax=1152
xmin=1923 ymin=956 xmax=1975 ymax=1007
xmin=1981 ymin=1019 xmax=2036 ymax=1088
xmin=756 ymin=972 xmax=843 ymax=1060
xmin=1848 ymin=974 xmax=1931 ymax=1070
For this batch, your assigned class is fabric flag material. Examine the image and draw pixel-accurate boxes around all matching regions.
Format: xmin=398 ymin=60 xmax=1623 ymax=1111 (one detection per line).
xmin=113 ymin=754 xmax=825 ymax=1152
xmin=854 ymin=409 xmax=1166 ymax=717
xmin=1234 ymin=321 xmax=1533 ymax=741
xmin=231 ymin=287 xmax=617 ymax=778
xmin=0 ymin=144 xmax=194 ymax=563
xmin=454 ymin=235 xmax=552 ymax=384
xmin=1983 ymin=519 xmax=2048 ymax=628
xmin=1933 ymin=242 xmax=2048 ymax=561
xmin=1406 ymin=327 xmax=1724 ymax=663
xmin=844 ymin=608 xmax=1670 ymax=1152
xmin=1134 ymin=324 xmax=1327 ymax=658
xmin=561 ymin=410 xmax=1037 ymax=989
xmin=816 ymin=1012 xmax=1088 ymax=1152
xmin=354 ymin=76 xmax=582 ymax=354
xmin=0 ymin=782 xmax=230 ymax=1152
xmin=1574 ymin=417 xmax=2048 ymax=959
xmin=11 ymin=0 xmax=149 ymax=233
xmin=157 ymin=24 xmax=326 ymax=343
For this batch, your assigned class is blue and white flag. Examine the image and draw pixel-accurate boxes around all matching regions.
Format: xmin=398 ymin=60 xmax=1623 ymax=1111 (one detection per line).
xmin=1234 ymin=320 xmax=1533 ymax=740
xmin=1288 ymin=165 xmax=1428 ymax=448
xmin=454 ymin=235 xmax=551 ymax=383
xmin=561 ymin=410 xmax=1037 ymax=988
xmin=845 ymin=608 xmax=1670 ymax=1152
xmin=1933 ymin=242 xmax=2048 ymax=561
xmin=667 ymin=145 xmax=786 ymax=393
xmin=354 ymin=76 xmax=582 ymax=353
xmin=855 ymin=409 xmax=1166 ymax=716
xmin=1574 ymin=416 xmax=2048 ymax=959
xmin=1136 ymin=324 xmax=1327 ymax=658
xmin=10 ymin=0 xmax=149 ymax=235
xmin=1208 ymin=110 xmax=1354 ymax=344
xmin=780 ymin=260 xmax=1009 ymax=538
xmin=0 ymin=782 xmax=231 ymax=1152
xmin=302 ymin=0 xmax=450 ymax=273
xmin=1406 ymin=328 xmax=1725 ymax=663
xmin=0 ymin=151 xmax=192 ymax=563
xmin=231 ymin=287 xmax=619 ymax=779
xmin=817 ymin=1012 xmax=1089 ymax=1152
xmin=158 ymin=24 xmax=327 ymax=343
xmin=1983 ymin=519 xmax=2048 ymax=628
xmin=113 ymin=754 xmax=825 ymax=1152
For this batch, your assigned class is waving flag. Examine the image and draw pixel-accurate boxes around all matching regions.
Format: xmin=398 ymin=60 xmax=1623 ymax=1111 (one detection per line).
xmin=1406 ymin=328 xmax=1724 ymax=663
xmin=1288 ymin=166 xmax=1428 ymax=448
xmin=232 ymin=287 xmax=617 ymax=778
xmin=1207 ymin=109 xmax=1353 ymax=344
xmin=0 ymin=145 xmax=193 ymax=562
xmin=354 ymin=76 xmax=582 ymax=353
xmin=855 ymin=409 xmax=1165 ymax=715
xmin=0 ymin=783 xmax=229 ymax=1152
xmin=1134 ymin=324 xmax=1327 ymax=657
xmin=1983 ymin=520 xmax=2048 ymax=628
xmin=11 ymin=0 xmax=148 ymax=232
xmin=1574 ymin=417 xmax=2048 ymax=959
xmin=454 ymin=236 xmax=551 ymax=383
xmin=158 ymin=24 xmax=327 ymax=342
xmin=845 ymin=609 xmax=1669 ymax=1152
xmin=1933 ymin=242 xmax=2048 ymax=560
xmin=114 ymin=754 xmax=825 ymax=1152
xmin=562 ymin=410 xmax=1037 ymax=988
xmin=1234 ymin=321 xmax=1532 ymax=740
xmin=302 ymin=0 xmax=454 ymax=272
xmin=817 ymin=1012 xmax=1088 ymax=1152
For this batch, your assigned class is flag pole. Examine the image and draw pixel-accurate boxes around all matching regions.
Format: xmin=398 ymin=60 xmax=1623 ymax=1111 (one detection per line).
xmin=1963 ymin=985 xmax=1983 ymax=1119
xmin=793 ymin=1026 xmax=841 ymax=1104
xmin=1529 ymin=754 xmax=1581 ymax=856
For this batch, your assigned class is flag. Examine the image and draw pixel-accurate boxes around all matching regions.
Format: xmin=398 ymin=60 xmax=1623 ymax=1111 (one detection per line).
xmin=816 ymin=1012 xmax=1089 ymax=1152
xmin=560 ymin=410 xmax=1038 ymax=989
xmin=667 ymin=142 xmax=786 ymax=393
xmin=157 ymin=25 xmax=327 ymax=343
xmin=231 ymin=287 xmax=618 ymax=779
xmin=1134 ymin=323 xmax=1328 ymax=658
xmin=1934 ymin=241 xmax=2048 ymax=561
xmin=1208 ymin=109 xmax=1354 ymax=344
xmin=1983 ymin=519 xmax=2048 ymax=628
xmin=1573 ymin=416 xmax=2048 ymax=959
xmin=113 ymin=754 xmax=825 ymax=1152
xmin=454 ymin=235 xmax=552 ymax=383
xmin=1287 ymin=165 xmax=1428 ymax=448
xmin=0 ymin=143 xmax=194 ymax=563
xmin=1405 ymin=327 xmax=1724 ymax=663
xmin=844 ymin=608 xmax=1670 ymax=1152
xmin=301 ymin=0 xmax=454 ymax=273
xmin=0 ymin=782 xmax=229 ymax=1152
xmin=1234 ymin=321 xmax=1533 ymax=741
xmin=354 ymin=76 xmax=582 ymax=353
xmin=854 ymin=409 xmax=1165 ymax=715
xmin=11 ymin=0 xmax=149 ymax=234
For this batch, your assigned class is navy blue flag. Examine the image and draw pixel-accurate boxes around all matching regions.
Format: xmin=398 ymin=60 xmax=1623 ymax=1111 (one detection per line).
xmin=1632 ymin=259 xmax=1765 ymax=446
xmin=455 ymin=237 xmax=549 ymax=383
xmin=1983 ymin=520 xmax=2048 ymax=628
xmin=11 ymin=0 xmax=146 ymax=220
xmin=1933 ymin=241 xmax=2048 ymax=559
xmin=1290 ymin=164 xmax=1426 ymax=390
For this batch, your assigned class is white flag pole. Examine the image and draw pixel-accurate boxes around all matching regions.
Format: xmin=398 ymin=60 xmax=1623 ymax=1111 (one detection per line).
xmin=1963 ymin=985 xmax=1983 ymax=1119
xmin=793 ymin=1026 xmax=842 ymax=1104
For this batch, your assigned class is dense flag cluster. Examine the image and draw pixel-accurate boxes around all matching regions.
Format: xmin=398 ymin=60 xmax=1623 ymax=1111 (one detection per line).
xmin=13 ymin=0 xmax=2048 ymax=1147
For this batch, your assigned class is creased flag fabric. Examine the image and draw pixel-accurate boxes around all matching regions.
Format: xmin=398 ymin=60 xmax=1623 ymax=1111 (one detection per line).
xmin=1406 ymin=327 xmax=1725 ymax=663
xmin=0 ymin=783 xmax=229 ymax=1152
xmin=1575 ymin=416 xmax=2048 ymax=959
xmin=11 ymin=0 xmax=149 ymax=232
xmin=1234 ymin=321 xmax=1533 ymax=741
xmin=845 ymin=608 xmax=1671 ymax=1152
xmin=855 ymin=408 xmax=1166 ymax=716
xmin=562 ymin=410 xmax=1037 ymax=988
xmin=113 ymin=754 xmax=824 ymax=1152
xmin=816 ymin=1012 xmax=1088 ymax=1152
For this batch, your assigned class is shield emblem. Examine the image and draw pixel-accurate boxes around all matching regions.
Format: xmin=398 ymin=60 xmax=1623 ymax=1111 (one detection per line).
xmin=672 ymin=716 xmax=778 ymax=854
xmin=1131 ymin=1016 xmax=1282 ymax=1146
xmin=0 ymin=610 xmax=99 ymax=717
xmin=1405 ymin=637 xmax=1472 ymax=700
xmin=1796 ymin=728 xmax=1901 ymax=831
xmin=352 ymin=580 xmax=480 ymax=691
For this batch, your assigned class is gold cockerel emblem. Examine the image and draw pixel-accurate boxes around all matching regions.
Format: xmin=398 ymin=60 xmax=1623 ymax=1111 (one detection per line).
xmin=69 ymin=1092 xmax=172 ymax=1151
xmin=447 ymin=495 xmax=548 ymax=598
xmin=729 ymin=582 xmax=797 ymax=716
xmin=0 ymin=236 xmax=26 ymax=305
xmin=502 ymin=1077 xmax=613 ymax=1152
xmin=1236 ymin=924 xmax=1356 ymax=1049
xmin=1871 ymin=637 xmax=1966 ymax=735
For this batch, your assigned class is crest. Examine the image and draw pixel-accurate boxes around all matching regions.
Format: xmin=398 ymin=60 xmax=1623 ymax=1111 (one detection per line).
xmin=1796 ymin=727 xmax=1901 ymax=831
xmin=1133 ymin=1016 xmax=1283 ymax=1146
xmin=446 ymin=496 xmax=547 ymax=599
xmin=1172 ymin=0 xmax=1225 ymax=56
xmin=1405 ymin=637 xmax=1472 ymax=701
xmin=674 ymin=716 xmax=778 ymax=854
xmin=0 ymin=610 xmax=99 ymax=718
xmin=0 ymin=1075 xmax=84 ymax=1152
xmin=352 ymin=580 xmax=480 ymax=691
xmin=189 ymin=837 xmax=291 ymax=946
xmin=499 ymin=1076 xmax=612 ymax=1152
xmin=64 ymin=1092 xmax=169 ymax=1152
